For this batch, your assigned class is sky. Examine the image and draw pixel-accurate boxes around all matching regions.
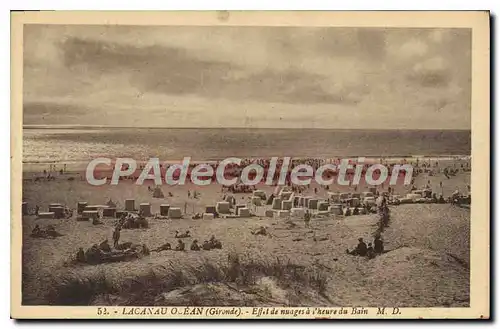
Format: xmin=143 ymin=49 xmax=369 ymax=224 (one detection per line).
xmin=23 ymin=25 xmax=471 ymax=129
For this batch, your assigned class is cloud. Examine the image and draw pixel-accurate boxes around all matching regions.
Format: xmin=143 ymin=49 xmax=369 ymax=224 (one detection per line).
xmin=56 ymin=36 xmax=360 ymax=104
xmin=409 ymin=56 xmax=451 ymax=87
xmin=395 ymin=39 xmax=429 ymax=58
xmin=22 ymin=25 xmax=472 ymax=129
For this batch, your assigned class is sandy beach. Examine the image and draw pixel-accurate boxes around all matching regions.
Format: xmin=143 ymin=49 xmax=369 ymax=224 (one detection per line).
xmin=21 ymin=157 xmax=471 ymax=307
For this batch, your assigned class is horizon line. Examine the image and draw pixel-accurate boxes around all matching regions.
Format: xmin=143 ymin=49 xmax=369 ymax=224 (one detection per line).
xmin=22 ymin=124 xmax=472 ymax=131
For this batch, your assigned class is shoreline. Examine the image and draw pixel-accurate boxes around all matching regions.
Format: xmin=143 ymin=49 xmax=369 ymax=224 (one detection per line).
xmin=22 ymin=155 xmax=471 ymax=173
xmin=23 ymin=125 xmax=472 ymax=131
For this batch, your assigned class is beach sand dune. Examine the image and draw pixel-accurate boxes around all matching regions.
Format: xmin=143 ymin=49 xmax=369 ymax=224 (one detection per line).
xmin=21 ymin=163 xmax=470 ymax=306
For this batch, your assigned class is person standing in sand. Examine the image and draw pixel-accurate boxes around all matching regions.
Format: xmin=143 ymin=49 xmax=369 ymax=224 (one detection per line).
xmin=374 ymin=235 xmax=384 ymax=254
xmin=112 ymin=226 xmax=121 ymax=248
xmin=304 ymin=210 xmax=311 ymax=228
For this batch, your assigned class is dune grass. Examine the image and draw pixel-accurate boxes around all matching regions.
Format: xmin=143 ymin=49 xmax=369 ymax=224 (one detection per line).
xmin=46 ymin=253 xmax=329 ymax=306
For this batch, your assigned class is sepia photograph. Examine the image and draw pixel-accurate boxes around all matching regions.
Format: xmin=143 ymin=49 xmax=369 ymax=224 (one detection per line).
xmin=11 ymin=11 xmax=490 ymax=319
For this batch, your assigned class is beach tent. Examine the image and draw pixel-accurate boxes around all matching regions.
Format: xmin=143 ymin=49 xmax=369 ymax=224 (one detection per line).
xmin=362 ymin=192 xmax=374 ymax=200
xmin=253 ymin=190 xmax=267 ymax=200
xmin=339 ymin=193 xmax=350 ymax=200
xmin=350 ymin=193 xmax=361 ymax=199
xmin=363 ymin=197 xmax=376 ymax=206
xmin=266 ymin=194 xmax=275 ymax=205
xmin=328 ymin=192 xmax=341 ymax=203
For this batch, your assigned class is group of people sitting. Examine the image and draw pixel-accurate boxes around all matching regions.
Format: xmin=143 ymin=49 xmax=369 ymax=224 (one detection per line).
xmin=152 ymin=234 xmax=223 ymax=252
xmin=451 ymin=189 xmax=471 ymax=205
xmin=117 ymin=212 xmax=149 ymax=229
xmin=343 ymin=205 xmax=373 ymax=216
xmin=250 ymin=226 xmax=268 ymax=236
xmin=346 ymin=235 xmax=385 ymax=259
xmin=76 ymin=239 xmax=150 ymax=265
xmin=31 ymin=224 xmax=63 ymax=239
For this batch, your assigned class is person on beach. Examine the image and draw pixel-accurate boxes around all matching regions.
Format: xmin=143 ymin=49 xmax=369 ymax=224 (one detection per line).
xmin=31 ymin=225 xmax=41 ymax=237
xmin=202 ymin=240 xmax=212 ymax=250
xmin=366 ymin=243 xmax=375 ymax=259
xmin=45 ymin=225 xmax=57 ymax=237
xmin=190 ymin=240 xmax=201 ymax=251
xmin=304 ymin=210 xmax=311 ymax=228
xmin=251 ymin=226 xmax=268 ymax=236
xmin=92 ymin=217 xmax=104 ymax=225
xmin=112 ymin=226 xmax=121 ymax=248
xmin=347 ymin=238 xmax=368 ymax=257
xmin=76 ymin=247 xmax=85 ymax=263
xmin=153 ymin=242 xmax=171 ymax=252
xmin=141 ymin=244 xmax=150 ymax=256
xmin=99 ymin=239 xmax=111 ymax=253
xmin=376 ymin=194 xmax=386 ymax=213
xmin=175 ymin=230 xmax=191 ymax=238
xmin=374 ymin=235 xmax=384 ymax=254
xmin=208 ymin=235 xmax=222 ymax=249
xmin=85 ymin=244 xmax=103 ymax=264
xmin=64 ymin=207 xmax=72 ymax=219
xmin=344 ymin=207 xmax=351 ymax=216
xmin=175 ymin=239 xmax=185 ymax=251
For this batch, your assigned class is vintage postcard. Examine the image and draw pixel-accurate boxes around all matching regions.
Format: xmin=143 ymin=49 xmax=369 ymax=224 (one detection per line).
xmin=11 ymin=11 xmax=490 ymax=319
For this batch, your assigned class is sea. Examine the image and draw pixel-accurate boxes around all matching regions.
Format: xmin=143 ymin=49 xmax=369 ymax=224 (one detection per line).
xmin=22 ymin=127 xmax=471 ymax=170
